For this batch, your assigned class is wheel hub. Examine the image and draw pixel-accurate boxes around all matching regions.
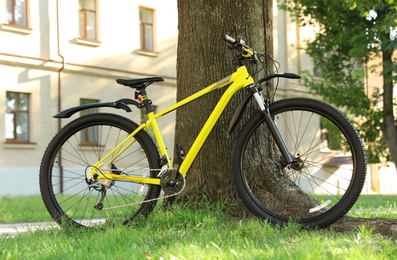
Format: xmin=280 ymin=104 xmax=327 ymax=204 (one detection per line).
xmin=85 ymin=164 xmax=117 ymax=188
xmin=290 ymin=157 xmax=304 ymax=171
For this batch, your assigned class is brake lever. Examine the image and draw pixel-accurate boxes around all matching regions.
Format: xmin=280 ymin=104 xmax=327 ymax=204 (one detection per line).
xmin=252 ymin=51 xmax=259 ymax=63
xmin=237 ymin=39 xmax=246 ymax=46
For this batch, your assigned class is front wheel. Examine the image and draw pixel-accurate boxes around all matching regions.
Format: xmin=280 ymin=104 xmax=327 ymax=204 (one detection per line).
xmin=232 ymin=98 xmax=367 ymax=228
xmin=39 ymin=113 xmax=161 ymax=228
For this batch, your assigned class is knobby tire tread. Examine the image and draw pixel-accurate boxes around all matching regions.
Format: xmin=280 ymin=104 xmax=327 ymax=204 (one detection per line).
xmin=39 ymin=113 xmax=161 ymax=228
xmin=233 ymin=98 xmax=367 ymax=228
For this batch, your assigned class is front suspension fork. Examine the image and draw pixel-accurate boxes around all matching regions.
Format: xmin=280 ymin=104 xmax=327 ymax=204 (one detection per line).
xmin=251 ymin=86 xmax=297 ymax=166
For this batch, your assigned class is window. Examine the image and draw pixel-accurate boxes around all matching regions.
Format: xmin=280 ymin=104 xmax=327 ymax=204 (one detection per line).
xmin=5 ymin=92 xmax=30 ymax=142
xmin=6 ymin=0 xmax=29 ymax=28
xmin=79 ymin=0 xmax=97 ymax=41
xmin=80 ymin=98 xmax=99 ymax=145
xmin=139 ymin=7 xmax=155 ymax=51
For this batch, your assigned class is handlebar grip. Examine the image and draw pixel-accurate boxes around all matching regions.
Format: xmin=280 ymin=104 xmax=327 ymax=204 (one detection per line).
xmin=223 ymin=34 xmax=236 ymax=44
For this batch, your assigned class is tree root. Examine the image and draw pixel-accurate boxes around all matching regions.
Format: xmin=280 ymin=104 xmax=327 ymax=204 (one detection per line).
xmin=329 ymin=216 xmax=397 ymax=238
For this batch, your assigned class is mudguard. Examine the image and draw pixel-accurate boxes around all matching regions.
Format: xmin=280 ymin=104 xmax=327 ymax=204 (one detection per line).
xmin=54 ymin=98 xmax=141 ymax=118
xmin=227 ymin=72 xmax=300 ymax=133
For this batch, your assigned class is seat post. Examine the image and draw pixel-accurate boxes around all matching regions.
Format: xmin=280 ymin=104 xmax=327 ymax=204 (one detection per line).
xmin=136 ymin=88 xmax=154 ymax=113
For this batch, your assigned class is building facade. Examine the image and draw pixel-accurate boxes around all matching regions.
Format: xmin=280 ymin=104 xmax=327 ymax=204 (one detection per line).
xmin=1 ymin=0 xmax=396 ymax=197
xmin=0 ymin=0 xmax=177 ymax=196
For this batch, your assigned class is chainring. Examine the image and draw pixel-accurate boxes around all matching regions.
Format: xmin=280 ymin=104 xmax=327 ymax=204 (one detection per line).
xmin=160 ymin=171 xmax=185 ymax=195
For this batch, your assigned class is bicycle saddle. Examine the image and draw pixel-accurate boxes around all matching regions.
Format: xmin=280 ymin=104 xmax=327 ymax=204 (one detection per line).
xmin=116 ymin=77 xmax=164 ymax=89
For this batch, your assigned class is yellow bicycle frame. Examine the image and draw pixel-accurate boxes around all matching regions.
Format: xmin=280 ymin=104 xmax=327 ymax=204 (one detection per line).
xmin=91 ymin=65 xmax=255 ymax=185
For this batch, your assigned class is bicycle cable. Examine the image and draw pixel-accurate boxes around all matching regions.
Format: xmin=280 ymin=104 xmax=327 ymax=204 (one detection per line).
xmin=255 ymin=54 xmax=281 ymax=102
xmin=269 ymin=55 xmax=281 ymax=102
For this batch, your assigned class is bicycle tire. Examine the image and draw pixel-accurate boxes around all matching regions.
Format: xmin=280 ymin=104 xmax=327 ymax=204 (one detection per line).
xmin=40 ymin=113 xmax=161 ymax=228
xmin=232 ymin=98 xmax=367 ymax=228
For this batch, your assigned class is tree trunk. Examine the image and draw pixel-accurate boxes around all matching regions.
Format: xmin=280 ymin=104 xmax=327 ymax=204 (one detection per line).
xmin=380 ymin=46 xmax=397 ymax=169
xmin=175 ymin=0 xmax=319 ymax=218
xmin=174 ymin=1 xmax=397 ymax=235
xmin=175 ymin=0 xmax=273 ymax=207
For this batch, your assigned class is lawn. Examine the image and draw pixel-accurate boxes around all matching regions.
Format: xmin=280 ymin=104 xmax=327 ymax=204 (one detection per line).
xmin=1 ymin=195 xmax=396 ymax=259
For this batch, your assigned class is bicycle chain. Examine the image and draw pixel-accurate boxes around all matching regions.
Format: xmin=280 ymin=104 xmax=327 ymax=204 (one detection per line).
xmin=101 ymin=169 xmax=186 ymax=211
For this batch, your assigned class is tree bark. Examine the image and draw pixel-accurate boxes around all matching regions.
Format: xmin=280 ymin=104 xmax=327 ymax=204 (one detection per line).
xmin=175 ymin=0 xmax=273 ymax=206
xmin=175 ymin=0 xmax=328 ymax=220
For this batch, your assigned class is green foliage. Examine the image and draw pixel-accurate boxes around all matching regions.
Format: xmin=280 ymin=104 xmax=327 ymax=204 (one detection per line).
xmin=280 ymin=0 xmax=397 ymax=163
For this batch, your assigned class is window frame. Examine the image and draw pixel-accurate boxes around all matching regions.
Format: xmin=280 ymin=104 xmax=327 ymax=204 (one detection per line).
xmin=78 ymin=0 xmax=99 ymax=42
xmin=139 ymin=6 xmax=156 ymax=52
xmin=79 ymin=98 xmax=100 ymax=146
xmin=5 ymin=91 xmax=31 ymax=143
xmin=6 ymin=0 xmax=30 ymax=29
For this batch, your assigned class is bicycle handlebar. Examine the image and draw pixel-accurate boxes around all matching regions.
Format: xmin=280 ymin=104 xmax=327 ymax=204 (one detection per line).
xmin=223 ymin=34 xmax=237 ymax=44
xmin=223 ymin=34 xmax=257 ymax=61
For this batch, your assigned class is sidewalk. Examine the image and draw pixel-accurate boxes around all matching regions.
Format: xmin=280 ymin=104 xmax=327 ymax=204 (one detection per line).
xmin=0 ymin=222 xmax=59 ymax=237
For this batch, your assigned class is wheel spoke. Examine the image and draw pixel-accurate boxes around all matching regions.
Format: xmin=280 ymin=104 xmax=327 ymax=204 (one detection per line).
xmin=233 ymin=98 xmax=366 ymax=227
xmin=40 ymin=114 xmax=161 ymax=228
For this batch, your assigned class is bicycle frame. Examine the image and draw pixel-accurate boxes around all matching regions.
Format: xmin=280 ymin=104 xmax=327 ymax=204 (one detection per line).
xmin=91 ymin=65 xmax=256 ymax=185
xmin=41 ymin=33 xmax=366 ymax=229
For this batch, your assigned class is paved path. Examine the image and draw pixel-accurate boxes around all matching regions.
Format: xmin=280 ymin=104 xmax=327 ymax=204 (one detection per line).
xmin=0 ymin=222 xmax=59 ymax=237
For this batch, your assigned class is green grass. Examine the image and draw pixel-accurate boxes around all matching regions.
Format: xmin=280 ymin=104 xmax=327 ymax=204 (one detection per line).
xmin=354 ymin=195 xmax=397 ymax=208
xmin=348 ymin=195 xmax=397 ymax=218
xmin=1 ymin=195 xmax=396 ymax=259
xmin=1 ymin=204 xmax=397 ymax=259
xmin=0 ymin=196 xmax=52 ymax=223
xmin=1 ymin=194 xmax=395 ymax=223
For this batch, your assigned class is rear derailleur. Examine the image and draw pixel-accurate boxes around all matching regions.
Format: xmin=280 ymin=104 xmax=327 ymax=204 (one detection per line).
xmin=85 ymin=164 xmax=121 ymax=211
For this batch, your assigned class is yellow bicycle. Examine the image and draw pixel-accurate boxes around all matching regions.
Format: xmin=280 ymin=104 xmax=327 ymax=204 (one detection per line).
xmin=40 ymin=35 xmax=367 ymax=228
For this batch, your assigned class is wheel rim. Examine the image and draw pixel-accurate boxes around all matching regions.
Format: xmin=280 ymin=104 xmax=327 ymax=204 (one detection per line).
xmin=42 ymin=116 xmax=160 ymax=227
xmin=239 ymin=102 xmax=364 ymax=226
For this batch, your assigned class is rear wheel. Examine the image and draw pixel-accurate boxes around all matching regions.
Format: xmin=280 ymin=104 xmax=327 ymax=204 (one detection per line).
xmin=40 ymin=113 xmax=161 ymax=228
xmin=233 ymin=98 xmax=367 ymax=227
